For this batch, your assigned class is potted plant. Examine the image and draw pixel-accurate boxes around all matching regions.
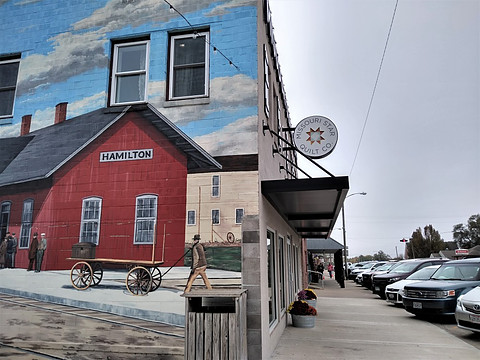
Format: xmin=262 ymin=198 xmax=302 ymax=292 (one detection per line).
xmin=297 ymin=288 xmax=317 ymax=307
xmin=288 ymin=300 xmax=317 ymax=328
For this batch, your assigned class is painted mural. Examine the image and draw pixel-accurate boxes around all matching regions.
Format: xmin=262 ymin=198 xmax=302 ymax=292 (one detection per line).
xmin=0 ymin=0 xmax=259 ymax=156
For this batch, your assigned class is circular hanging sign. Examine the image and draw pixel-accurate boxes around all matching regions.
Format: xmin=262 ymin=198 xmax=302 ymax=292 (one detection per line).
xmin=293 ymin=115 xmax=338 ymax=159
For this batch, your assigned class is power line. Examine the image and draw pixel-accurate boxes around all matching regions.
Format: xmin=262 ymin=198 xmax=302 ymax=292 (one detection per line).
xmin=349 ymin=0 xmax=399 ymax=176
xmin=162 ymin=0 xmax=240 ymax=70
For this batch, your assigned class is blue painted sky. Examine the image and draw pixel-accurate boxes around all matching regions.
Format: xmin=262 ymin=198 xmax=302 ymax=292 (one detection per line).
xmin=1 ymin=0 xmax=259 ymax=156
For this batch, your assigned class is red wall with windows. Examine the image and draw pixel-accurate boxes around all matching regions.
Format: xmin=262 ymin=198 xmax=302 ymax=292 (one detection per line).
xmin=3 ymin=112 xmax=188 ymax=270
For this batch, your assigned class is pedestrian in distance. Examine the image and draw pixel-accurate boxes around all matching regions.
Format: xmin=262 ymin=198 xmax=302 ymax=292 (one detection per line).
xmin=5 ymin=232 xmax=14 ymax=268
xmin=35 ymin=233 xmax=47 ymax=272
xmin=328 ymin=263 xmax=334 ymax=278
xmin=0 ymin=237 xmax=7 ymax=269
xmin=11 ymin=232 xmax=18 ymax=268
xmin=27 ymin=232 xmax=38 ymax=271
xmin=184 ymin=234 xmax=212 ymax=292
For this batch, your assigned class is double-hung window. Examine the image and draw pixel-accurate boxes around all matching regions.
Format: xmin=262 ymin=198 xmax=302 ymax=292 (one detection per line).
xmin=19 ymin=199 xmax=34 ymax=248
xmin=169 ymin=31 xmax=209 ymax=100
xmin=235 ymin=208 xmax=244 ymax=225
xmin=212 ymin=209 xmax=220 ymax=225
xmin=187 ymin=210 xmax=196 ymax=226
xmin=134 ymin=195 xmax=157 ymax=244
xmin=80 ymin=197 xmax=102 ymax=244
xmin=111 ymin=40 xmax=149 ymax=105
xmin=212 ymin=175 xmax=220 ymax=197
xmin=0 ymin=201 xmax=11 ymax=242
xmin=0 ymin=55 xmax=20 ymax=119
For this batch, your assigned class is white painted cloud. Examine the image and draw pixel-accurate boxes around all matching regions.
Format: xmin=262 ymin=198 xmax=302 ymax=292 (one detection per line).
xmin=29 ymin=92 xmax=106 ymax=132
xmin=193 ymin=115 xmax=257 ymax=156
xmin=149 ymin=74 xmax=257 ymax=126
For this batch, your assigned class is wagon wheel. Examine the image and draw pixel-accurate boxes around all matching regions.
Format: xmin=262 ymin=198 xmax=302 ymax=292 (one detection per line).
xmin=126 ymin=266 xmax=152 ymax=296
xmin=90 ymin=262 xmax=103 ymax=287
xmin=149 ymin=267 xmax=162 ymax=292
xmin=70 ymin=261 xmax=93 ymax=290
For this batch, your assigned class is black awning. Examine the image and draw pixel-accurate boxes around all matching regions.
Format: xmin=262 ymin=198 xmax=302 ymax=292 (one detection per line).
xmin=307 ymin=238 xmax=344 ymax=253
xmin=261 ymin=176 xmax=349 ymax=238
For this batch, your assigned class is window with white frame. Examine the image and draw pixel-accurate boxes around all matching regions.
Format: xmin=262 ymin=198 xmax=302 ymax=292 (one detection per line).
xmin=80 ymin=197 xmax=102 ymax=244
xmin=111 ymin=40 xmax=149 ymax=105
xmin=211 ymin=209 xmax=220 ymax=225
xmin=235 ymin=208 xmax=244 ymax=224
xmin=0 ymin=201 xmax=11 ymax=241
xmin=212 ymin=175 xmax=220 ymax=197
xmin=264 ymin=45 xmax=270 ymax=118
xmin=134 ymin=195 xmax=157 ymax=243
xmin=169 ymin=31 xmax=209 ymax=100
xmin=187 ymin=210 xmax=196 ymax=226
xmin=19 ymin=199 xmax=34 ymax=248
xmin=0 ymin=55 xmax=20 ymax=118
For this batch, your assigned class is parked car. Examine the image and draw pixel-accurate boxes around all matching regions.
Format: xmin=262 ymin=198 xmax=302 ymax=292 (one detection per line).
xmin=362 ymin=262 xmax=398 ymax=290
xmin=403 ymin=258 xmax=480 ymax=316
xmin=385 ymin=265 xmax=442 ymax=305
xmin=372 ymin=258 xmax=449 ymax=299
xmin=355 ymin=261 xmax=386 ymax=285
xmin=349 ymin=262 xmax=378 ymax=281
xmin=348 ymin=261 xmax=372 ymax=278
xmin=456 ymin=286 xmax=480 ymax=333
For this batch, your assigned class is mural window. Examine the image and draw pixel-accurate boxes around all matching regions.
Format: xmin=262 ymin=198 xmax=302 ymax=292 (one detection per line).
xmin=211 ymin=209 xmax=220 ymax=225
xmin=134 ymin=195 xmax=157 ymax=244
xmin=19 ymin=199 xmax=34 ymax=248
xmin=187 ymin=210 xmax=196 ymax=226
xmin=111 ymin=40 xmax=149 ymax=105
xmin=0 ymin=55 xmax=20 ymax=119
xmin=235 ymin=208 xmax=244 ymax=224
xmin=169 ymin=31 xmax=209 ymax=100
xmin=267 ymin=229 xmax=278 ymax=326
xmin=211 ymin=175 xmax=220 ymax=197
xmin=263 ymin=44 xmax=270 ymax=118
xmin=0 ymin=201 xmax=11 ymax=242
xmin=80 ymin=197 xmax=102 ymax=245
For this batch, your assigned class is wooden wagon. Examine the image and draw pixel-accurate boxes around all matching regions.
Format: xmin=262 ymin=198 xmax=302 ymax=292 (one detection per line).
xmin=66 ymin=237 xmax=186 ymax=296
xmin=66 ymin=257 xmax=164 ymax=296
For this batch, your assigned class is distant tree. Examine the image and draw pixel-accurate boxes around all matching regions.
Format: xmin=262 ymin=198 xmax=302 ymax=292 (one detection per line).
xmin=407 ymin=225 xmax=446 ymax=258
xmin=453 ymin=214 xmax=480 ymax=248
xmin=357 ymin=254 xmax=374 ymax=262
xmin=373 ymin=250 xmax=391 ymax=261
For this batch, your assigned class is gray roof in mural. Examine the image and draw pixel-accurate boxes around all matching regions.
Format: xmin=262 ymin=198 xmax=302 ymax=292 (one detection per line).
xmin=0 ymin=104 xmax=221 ymax=187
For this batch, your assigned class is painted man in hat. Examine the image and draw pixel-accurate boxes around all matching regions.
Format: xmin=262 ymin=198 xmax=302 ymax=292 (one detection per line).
xmin=184 ymin=235 xmax=212 ymax=292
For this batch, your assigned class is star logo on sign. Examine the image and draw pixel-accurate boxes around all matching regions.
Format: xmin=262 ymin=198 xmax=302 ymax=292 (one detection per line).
xmin=306 ymin=128 xmax=325 ymax=144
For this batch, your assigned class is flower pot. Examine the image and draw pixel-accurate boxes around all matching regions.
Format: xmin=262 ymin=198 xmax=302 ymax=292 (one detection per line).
xmin=291 ymin=314 xmax=315 ymax=328
xmin=305 ymin=299 xmax=317 ymax=308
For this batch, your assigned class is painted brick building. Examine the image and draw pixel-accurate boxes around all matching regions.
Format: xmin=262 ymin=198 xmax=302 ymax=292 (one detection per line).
xmin=0 ymin=1 xmax=348 ymax=358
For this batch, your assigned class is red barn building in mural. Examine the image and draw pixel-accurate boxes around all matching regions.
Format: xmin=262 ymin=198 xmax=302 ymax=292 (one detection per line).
xmin=0 ymin=103 xmax=220 ymax=270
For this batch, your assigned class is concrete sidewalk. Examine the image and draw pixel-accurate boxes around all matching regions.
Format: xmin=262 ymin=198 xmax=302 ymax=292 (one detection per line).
xmin=0 ymin=266 xmax=241 ymax=326
xmin=271 ymin=278 xmax=480 ymax=360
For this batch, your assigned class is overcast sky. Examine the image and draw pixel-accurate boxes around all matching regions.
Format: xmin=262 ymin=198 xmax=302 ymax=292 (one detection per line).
xmin=269 ymin=0 xmax=480 ymax=258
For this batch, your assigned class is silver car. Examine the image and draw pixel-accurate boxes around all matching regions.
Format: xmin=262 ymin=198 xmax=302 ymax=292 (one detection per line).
xmin=456 ymin=286 xmax=480 ymax=333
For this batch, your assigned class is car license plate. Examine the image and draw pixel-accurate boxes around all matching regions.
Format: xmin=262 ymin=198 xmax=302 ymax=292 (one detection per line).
xmin=374 ymin=286 xmax=380 ymax=292
xmin=413 ymin=302 xmax=422 ymax=309
xmin=388 ymin=294 xmax=395 ymax=300
xmin=469 ymin=314 xmax=480 ymax=324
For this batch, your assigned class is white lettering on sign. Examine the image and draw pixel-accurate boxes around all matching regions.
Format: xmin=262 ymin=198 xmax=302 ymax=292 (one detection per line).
xmin=100 ymin=149 xmax=153 ymax=162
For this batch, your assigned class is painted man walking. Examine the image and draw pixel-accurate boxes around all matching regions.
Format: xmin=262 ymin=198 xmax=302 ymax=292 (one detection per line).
xmin=184 ymin=235 xmax=212 ymax=292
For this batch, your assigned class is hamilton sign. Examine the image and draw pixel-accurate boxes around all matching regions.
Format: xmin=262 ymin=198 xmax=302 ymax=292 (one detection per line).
xmin=293 ymin=115 xmax=338 ymax=159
